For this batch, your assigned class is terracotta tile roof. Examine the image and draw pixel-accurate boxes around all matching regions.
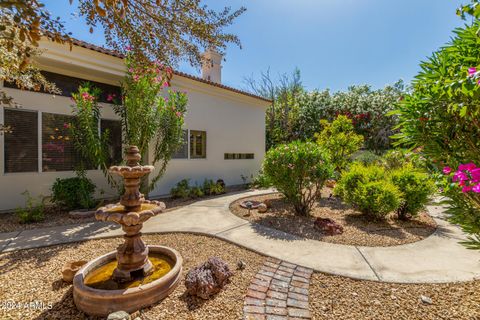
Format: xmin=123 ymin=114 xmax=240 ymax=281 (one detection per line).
xmin=62 ymin=37 xmax=272 ymax=103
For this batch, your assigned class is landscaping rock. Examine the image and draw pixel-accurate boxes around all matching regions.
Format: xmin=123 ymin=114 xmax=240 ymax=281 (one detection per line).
xmin=263 ymin=198 xmax=272 ymax=208
xmin=185 ymin=257 xmax=233 ymax=299
xmin=257 ymin=203 xmax=268 ymax=213
xmin=237 ymin=260 xmax=247 ymax=270
xmin=107 ymin=310 xmax=130 ymax=320
xmin=420 ymin=295 xmax=433 ymax=305
xmin=61 ymin=260 xmax=87 ymax=283
xmin=314 ymin=218 xmax=344 ymax=235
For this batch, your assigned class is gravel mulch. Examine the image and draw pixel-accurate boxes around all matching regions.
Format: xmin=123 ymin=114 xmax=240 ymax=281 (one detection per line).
xmin=310 ymin=272 xmax=480 ymax=320
xmin=230 ymin=191 xmax=437 ymax=247
xmin=0 ymin=233 xmax=264 ymax=320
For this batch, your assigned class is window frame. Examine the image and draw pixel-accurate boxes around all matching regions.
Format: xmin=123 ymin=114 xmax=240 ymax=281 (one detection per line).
xmin=171 ymin=129 xmax=189 ymax=160
xmin=189 ymin=130 xmax=207 ymax=159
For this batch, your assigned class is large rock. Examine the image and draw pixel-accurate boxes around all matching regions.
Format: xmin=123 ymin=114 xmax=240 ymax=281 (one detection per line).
xmin=314 ymin=218 xmax=344 ymax=235
xmin=107 ymin=311 xmax=130 ymax=320
xmin=257 ymin=203 xmax=268 ymax=213
xmin=62 ymin=260 xmax=87 ymax=283
xmin=185 ymin=257 xmax=233 ymax=299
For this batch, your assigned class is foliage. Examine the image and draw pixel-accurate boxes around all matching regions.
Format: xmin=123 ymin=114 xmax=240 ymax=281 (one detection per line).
xmin=263 ymin=141 xmax=334 ymax=216
xmin=382 ymin=148 xmax=426 ymax=171
xmin=389 ymin=165 xmax=436 ymax=220
xmin=1 ymin=0 xmax=244 ymax=108
xmin=351 ymin=151 xmax=383 ymax=166
xmin=335 ymin=163 xmax=401 ymax=219
xmin=315 ymin=115 xmax=363 ymax=173
xmin=251 ymin=170 xmax=273 ymax=189
xmin=457 ymin=1 xmax=480 ymax=19
xmin=202 ymin=179 xmax=225 ymax=196
xmin=392 ymin=22 xmax=480 ymax=247
xmin=189 ymin=185 xmax=204 ymax=199
xmin=170 ymin=179 xmax=191 ymax=199
xmin=15 ymin=190 xmax=45 ymax=223
xmin=51 ymin=171 xmax=96 ymax=210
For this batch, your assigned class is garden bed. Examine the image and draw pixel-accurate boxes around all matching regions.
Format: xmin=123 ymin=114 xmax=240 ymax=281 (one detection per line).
xmin=0 ymin=189 xmax=245 ymax=233
xmin=0 ymin=233 xmax=264 ymax=320
xmin=230 ymin=190 xmax=437 ymax=247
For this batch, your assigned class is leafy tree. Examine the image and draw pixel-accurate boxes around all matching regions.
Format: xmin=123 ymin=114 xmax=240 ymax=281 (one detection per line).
xmin=0 ymin=0 xmax=245 ymax=112
xmin=315 ymin=115 xmax=364 ymax=173
xmin=392 ymin=22 xmax=480 ymax=247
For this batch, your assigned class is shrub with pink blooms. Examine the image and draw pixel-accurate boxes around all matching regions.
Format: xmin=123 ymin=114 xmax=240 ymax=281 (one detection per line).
xmin=263 ymin=141 xmax=334 ymax=216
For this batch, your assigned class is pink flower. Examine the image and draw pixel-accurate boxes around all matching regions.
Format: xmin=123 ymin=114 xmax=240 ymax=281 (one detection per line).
xmin=473 ymin=184 xmax=480 ymax=193
xmin=470 ymin=168 xmax=480 ymax=182
xmin=468 ymin=67 xmax=477 ymax=76
xmin=106 ymin=93 xmax=116 ymax=102
xmin=442 ymin=166 xmax=452 ymax=175
xmin=162 ymin=81 xmax=169 ymax=88
xmin=462 ymin=186 xmax=472 ymax=193
xmin=458 ymin=162 xmax=477 ymax=172
xmin=453 ymin=170 xmax=469 ymax=182
xmin=63 ymin=123 xmax=70 ymax=129
xmin=133 ymin=74 xmax=140 ymax=82
xmin=175 ymin=111 xmax=182 ymax=117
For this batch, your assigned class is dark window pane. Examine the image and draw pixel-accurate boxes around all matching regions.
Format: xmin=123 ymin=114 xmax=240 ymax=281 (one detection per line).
xmin=224 ymin=153 xmax=254 ymax=160
xmin=4 ymin=71 xmax=121 ymax=104
xmin=172 ymin=130 xmax=188 ymax=159
xmin=101 ymin=119 xmax=123 ymax=165
xmin=4 ymin=109 xmax=38 ymax=173
xmin=42 ymin=113 xmax=84 ymax=171
xmin=190 ymin=130 xmax=206 ymax=159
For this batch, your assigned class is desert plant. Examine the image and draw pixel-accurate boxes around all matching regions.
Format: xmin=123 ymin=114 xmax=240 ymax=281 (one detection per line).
xmin=202 ymin=179 xmax=225 ymax=196
xmin=16 ymin=191 xmax=45 ymax=223
xmin=263 ymin=141 xmax=334 ymax=216
xmin=316 ymin=115 xmax=364 ymax=173
xmin=389 ymin=165 xmax=436 ymax=220
xmin=51 ymin=171 xmax=96 ymax=210
xmin=189 ymin=185 xmax=204 ymax=199
xmin=170 ymin=179 xmax=191 ymax=199
xmin=351 ymin=150 xmax=383 ymax=166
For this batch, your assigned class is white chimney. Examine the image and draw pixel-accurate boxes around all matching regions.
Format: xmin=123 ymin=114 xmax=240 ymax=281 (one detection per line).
xmin=201 ymin=48 xmax=223 ymax=84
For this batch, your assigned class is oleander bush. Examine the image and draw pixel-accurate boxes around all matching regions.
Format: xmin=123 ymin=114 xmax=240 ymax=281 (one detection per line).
xmin=263 ymin=141 xmax=334 ymax=216
xmin=389 ymin=165 xmax=436 ymax=220
xmin=51 ymin=171 xmax=96 ymax=210
xmin=251 ymin=170 xmax=272 ymax=189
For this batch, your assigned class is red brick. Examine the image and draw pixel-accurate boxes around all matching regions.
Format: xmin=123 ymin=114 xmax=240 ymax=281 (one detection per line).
xmin=292 ymin=275 xmax=309 ymax=284
xmin=278 ymin=265 xmax=295 ymax=274
xmin=291 ymin=280 xmax=309 ymax=289
xmin=245 ymin=313 xmax=266 ymax=320
xmin=276 ymin=269 xmax=293 ymax=277
xmin=266 ymin=306 xmax=287 ymax=316
xmin=244 ymin=305 xmax=265 ymax=314
xmin=293 ymin=270 xmax=311 ymax=279
xmin=255 ymin=273 xmax=273 ymax=282
xmin=249 ymin=284 xmax=269 ymax=293
xmin=273 ymin=274 xmax=290 ymax=282
xmin=269 ymin=283 xmax=289 ymax=293
xmin=267 ymin=290 xmax=288 ymax=300
xmin=265 ymin=298 xmax=287 ymax=308
xmin=296 ymin=266 xmax=313 ymax=275
xmin=288 ymin=308 xmax=311 ymax=319
xmin=280 ymin=261 xmax=296 ymax=269
xmin=259 ymin=269 xmax=275 ymax=277
xmin=288 ymin=292 xmax=308 ymax=302
xmin=245 ymin=297 xmax=265 ymax=306
xmin=289 ymin=286 xmax=308 ymax=295
xmin=252 ymin=278 xmax=270 ymax=287
xmin=287 ymin=298 xmax=309 ymax=309
xmin=264 ymin=261 xmax=279 ymax=269
xmin=266 ymin=315 xmax=287 ymax=320
xmin=247 ymin=289 xmax=267 ymax=300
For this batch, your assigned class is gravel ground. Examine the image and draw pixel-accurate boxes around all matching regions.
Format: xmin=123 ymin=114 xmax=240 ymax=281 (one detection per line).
xmin=0 ymin=233 xmax=264 ymax=320
xmin=0 ymin=188 xmax=247 ymax=233
xmin=310 ymin=272 xmax=480 ymax=320
xmin=230 ymin=191 xmax=437 ymax=247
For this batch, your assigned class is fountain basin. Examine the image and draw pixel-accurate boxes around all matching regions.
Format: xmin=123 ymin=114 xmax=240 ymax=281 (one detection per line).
xmin=73 ymin=245 xmax=183 ymax=316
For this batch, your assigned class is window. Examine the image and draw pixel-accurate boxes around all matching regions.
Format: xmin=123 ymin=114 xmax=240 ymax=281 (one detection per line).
xmin=4 ymin=71 xmax=121 ymax=104
xmin=42 ymin=113 xmax=83 ymax=171
xmin=172 ymin=130 xmax=188 ymax=159
xmin=224 ymin=153 xmax=254 ymax=160
xmin=4 ymin=109 xmax=38 ymax=173
xmin=190 ymin=130 xmax=206 ymax=159
xmin=101 ymin=119 xmax=123 ymax=165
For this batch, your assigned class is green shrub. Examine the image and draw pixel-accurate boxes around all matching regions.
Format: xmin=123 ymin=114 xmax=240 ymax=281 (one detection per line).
xmin=251 ymin=170 xmax=272 ymax=189
xmin=51 ymin=172 xmax=96 ymax=210
xmin=315 ymin=115 xmax=363 ymax=173
xmin=389 ymin=165 xmax=436 ymax=220
xmin=16 ymin=191 xmax=45 ymax=223
xmin=335 ymin=163 xmax=401 ymax=219
xmin=263 ymin=141 xmax=334 ymax=216
xmin=202 ymin=179 xmax=225 ymax=196
xmin=351 ymin=181 xmax=402 ymax=219
xmin=351 ymin=150 xmax=383 ymax=166
xmin=170 ymin=179 xmax=191 ymax=199
xmin=189 ymin=185 xmax=204 ymax=198
xmin=382 ymin=149 xmax=426 ymax=170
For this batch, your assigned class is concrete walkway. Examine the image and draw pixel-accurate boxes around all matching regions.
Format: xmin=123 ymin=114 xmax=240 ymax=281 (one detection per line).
xmin=1 ymin=189 xmax=479 ymax=284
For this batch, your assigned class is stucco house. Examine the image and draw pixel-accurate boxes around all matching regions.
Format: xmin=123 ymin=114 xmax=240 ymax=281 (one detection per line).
xmin=0 ymin=38 xmax=270 ymax=211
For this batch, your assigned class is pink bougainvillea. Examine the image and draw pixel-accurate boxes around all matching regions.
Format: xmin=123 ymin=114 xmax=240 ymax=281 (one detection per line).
xmin=444 ymin=163 xmax=480 ymax=193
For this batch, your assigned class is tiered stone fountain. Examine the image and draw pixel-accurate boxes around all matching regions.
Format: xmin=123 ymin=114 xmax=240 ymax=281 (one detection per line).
xmin=73 ymin=146 xmax=183 ymax=316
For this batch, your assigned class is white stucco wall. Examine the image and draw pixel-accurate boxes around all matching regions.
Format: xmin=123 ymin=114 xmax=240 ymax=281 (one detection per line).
xmin=0 ymin=41 xmax=267 ymax=211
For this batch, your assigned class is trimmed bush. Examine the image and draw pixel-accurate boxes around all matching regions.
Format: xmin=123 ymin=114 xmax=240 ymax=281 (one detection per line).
xmin=263 ymin=141 xmax=334 ymax=216
xmin=51 ymin=173 xmax=96 ymax=210
xmin=335 ymin=163 xmax=401 ymax=219
xmin=16 ymin=191 xmax=45 ymax=224
xmin=390 ymin=165 xmax=436 ymax=220
xmin=170 ymin=179 xmax=191 ymax=199
xmin=202 ymin=179 xmax=225 ymax=196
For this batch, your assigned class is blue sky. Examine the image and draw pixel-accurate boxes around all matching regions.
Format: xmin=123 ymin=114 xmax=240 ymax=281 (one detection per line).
xmin=43 ymin=0 xmax=467 ymax=92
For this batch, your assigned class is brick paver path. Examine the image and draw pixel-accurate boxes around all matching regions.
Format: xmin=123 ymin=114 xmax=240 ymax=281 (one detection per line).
xmin=244 ymin=257 xmax=313 ymax=320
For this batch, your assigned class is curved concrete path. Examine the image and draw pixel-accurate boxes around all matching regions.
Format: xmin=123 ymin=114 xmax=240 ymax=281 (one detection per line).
xmin=1 ymin=189 xmax=479 ymax=284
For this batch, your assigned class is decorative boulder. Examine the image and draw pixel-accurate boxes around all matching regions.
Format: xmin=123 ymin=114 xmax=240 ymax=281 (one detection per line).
xmin=314 ymin=218 xmax=343 ymax=235
xmin=185 ymin=257 xmax=233 ymax=299
xmin=62 ymin=260 xmax=87 ymax=283
xmin=257 ymin=203 xmax=268 ymax=213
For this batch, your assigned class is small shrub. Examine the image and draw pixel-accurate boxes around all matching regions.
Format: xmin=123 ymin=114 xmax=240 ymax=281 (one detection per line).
xmin=251 ymin=170 xmax=272 ymax=189
xmin=170 ymin=179 xmax=191 ymax=199
xmin=16 ymin=191 xmax=45 ymax=223
xmin=263 ymin=141 xmax=334 ymax=216
xmin=189 ymin=185 xmax=204 ymax=198
xmin=351 ymin=150 xmax=383 ymax=166
xmin=335 ymin=163 xmax=401 ymax=219
xmin=51 ymin=172 xmax=96 ymax=210
xmin=202 ymin=179 xmax=225 ymax=196
xmin=316 ymin=115 xmax=364 ymax=173
xmin=389 ymin=165 xmax=436 ymax=220
xmin=382 ymin=149 xmax=426 ymax=170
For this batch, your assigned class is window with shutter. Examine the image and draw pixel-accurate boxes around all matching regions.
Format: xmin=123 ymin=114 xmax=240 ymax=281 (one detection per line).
xmin=4 ymin=109 xmax=39 ymax=173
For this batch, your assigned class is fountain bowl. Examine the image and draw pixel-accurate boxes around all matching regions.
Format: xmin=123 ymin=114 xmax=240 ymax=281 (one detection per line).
xmin=73 ymin=245 xmax=183 ymax=316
